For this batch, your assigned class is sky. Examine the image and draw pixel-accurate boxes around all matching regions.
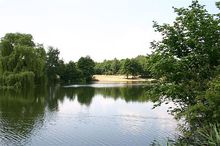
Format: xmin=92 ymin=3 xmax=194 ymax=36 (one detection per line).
xmin=0 ymin=0 xmax=218 ymax=62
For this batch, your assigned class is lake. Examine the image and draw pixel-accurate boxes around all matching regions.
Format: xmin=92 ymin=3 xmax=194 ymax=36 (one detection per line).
xmin=0 ymin=83 xmax=178 ymax=146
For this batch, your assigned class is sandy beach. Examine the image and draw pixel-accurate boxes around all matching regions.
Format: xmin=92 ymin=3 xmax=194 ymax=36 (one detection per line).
xmin=93 ymin=75 xmax=155 ymax=82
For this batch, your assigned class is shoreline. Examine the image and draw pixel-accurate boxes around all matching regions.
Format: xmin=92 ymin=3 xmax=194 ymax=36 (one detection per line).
xmin=93 ymin=75 xmax=155 ymax=82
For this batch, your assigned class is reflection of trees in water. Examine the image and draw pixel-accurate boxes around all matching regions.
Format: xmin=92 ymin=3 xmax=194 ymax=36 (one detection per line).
xmin=0 ymin=88 xmax=46 ymax=145
xmin=95 ymin=86 xmax=150 ymax=102
xmin=47 ymin=85 xmax=150 ymax=107
xmin=47 ymin=85 xmax=65 ymax=111
xmin=76 ymin=87 xmax=95 ymax=106
xmin=46 ymin=86 xmax=95 ymax=109
xmin=49 ymin=85 xmax=149 ymax=106
xmin=0 ymin=84 xmax=150 ymax=145
xmin=46 ymin=85 xmax=93 ymax=110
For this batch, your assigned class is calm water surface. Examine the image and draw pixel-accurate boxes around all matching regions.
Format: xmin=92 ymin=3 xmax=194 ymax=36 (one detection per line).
xmin=0 ymin=83 xmax=178 ymax=146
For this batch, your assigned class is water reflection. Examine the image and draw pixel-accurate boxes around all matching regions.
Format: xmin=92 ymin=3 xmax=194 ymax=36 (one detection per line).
xmin=0 ymin=83 xmax=178 ymax=146
xmin=0 ymin=88 xmax=46 ymax=145
xmin=61 ymin=85 xmax=148 ymax=106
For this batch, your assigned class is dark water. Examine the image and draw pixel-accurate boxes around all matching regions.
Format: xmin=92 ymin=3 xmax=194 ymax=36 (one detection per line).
xmin=0 ymin=83 xmax=178 ymax=146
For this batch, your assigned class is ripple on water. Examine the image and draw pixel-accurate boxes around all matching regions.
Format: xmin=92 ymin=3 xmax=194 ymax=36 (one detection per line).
xmin=0 ymin=84 xmax=179 ymax=146
xmin=0 ymin=114 xmax=177 ymax=146
xmin=39 ymin=114 xmax=174 ymax=145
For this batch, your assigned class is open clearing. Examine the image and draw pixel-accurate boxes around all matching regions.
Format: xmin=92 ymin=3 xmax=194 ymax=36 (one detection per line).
xmin=93 ymin=75 xmax=154 ymax=82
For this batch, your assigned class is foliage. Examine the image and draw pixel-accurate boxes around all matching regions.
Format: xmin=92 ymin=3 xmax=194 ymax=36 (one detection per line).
xmin=60 ymin=61 xmax=82 ymax=84
xmin=94 ymin=56 xmax=151 ymax=77
xmin=95 ymin=58 xmax=121 ymax=75
xmin=46 ymin=48 xmax=95 ymax=84
xmin=46 ymin=46 xmax=61 ymax=83
xmin=122 ymin=58 xmax=141 ymax=78
xmin=134 ymin=55 xmax=151 ymax=77
xmin=0 ymin=33 xmax=46 ymax=88
xmin=148 ymin=0 xmax=220 ymax=144
xmin=0 ymin=71 xmax=35 ymax=89
xmin=165 ymin=124 xmax=220 ymax=146
xmin=77 ymin=56 xmax=95 ymax=82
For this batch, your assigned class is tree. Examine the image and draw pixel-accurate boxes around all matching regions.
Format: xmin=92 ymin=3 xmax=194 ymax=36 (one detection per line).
xmin=77 ymin=56 xmax=95 ymax=82
xmin=61 ymin=61 xmax=82 ymax=84
xmin=148 ymin=0 xmax=220 ymax=138
xmin=122 ymin=59 xmax=140 ymax=78
xmin=122 ymin=59 xmax=131 ymax=78
xmin=0 ymin=33 xmax=46 ymax=88
xmin=94 ymin=62 xmax=104 ymax=75
xmin=134 ymin=55 xmax=151 ymax=77
xmin=111 ymin=58 xmax=120 ymax=74
xmin=46 ymin=47 xmax=61 ymax=83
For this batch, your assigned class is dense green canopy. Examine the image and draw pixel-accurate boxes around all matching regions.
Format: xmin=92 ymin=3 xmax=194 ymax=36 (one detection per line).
xmin=148 ymin=0 xmax=220 ymax=144
xmin=94 ymin=55 xmax=151 ymax=78
xmin=77 ymin=56 xmax=95 ymax=82
xmin=0 ymin=33 xmax=46 ymax=89
xmin=0 ymin=33 xmax=98 ymax=88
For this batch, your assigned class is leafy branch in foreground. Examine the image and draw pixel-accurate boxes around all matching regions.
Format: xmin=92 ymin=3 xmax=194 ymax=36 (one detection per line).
xmin=148 ymin=0 xmax=220 ymax=143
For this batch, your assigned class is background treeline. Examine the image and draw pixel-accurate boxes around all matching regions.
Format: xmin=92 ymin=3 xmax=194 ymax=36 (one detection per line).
xmin=0 ymin=33 xmax=152 ymax=89
xmin=94 ymin=56 xmax=151 ymax=78
xmin=46 ymin=47 xmax=95 ymax=84
xmin=0 ymin=33 xmax=95 ymax=89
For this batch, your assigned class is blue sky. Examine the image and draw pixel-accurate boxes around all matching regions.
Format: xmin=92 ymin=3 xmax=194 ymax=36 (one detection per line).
xmin=0 ymin=0 xmax=218 ymax=62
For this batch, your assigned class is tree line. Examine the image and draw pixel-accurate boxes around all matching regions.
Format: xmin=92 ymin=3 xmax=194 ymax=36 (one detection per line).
xmin=94 ymin=55 xmax=151 ymax=78
xmin=0 ymin=33 xmax=154 ymax=89
xmin=46 ymin=47 xmax=95 ymax=84
xmin=0 ymin=33 xmax=153 ymax=89
xmin=0 ymin=34 xmax=95 ymax=89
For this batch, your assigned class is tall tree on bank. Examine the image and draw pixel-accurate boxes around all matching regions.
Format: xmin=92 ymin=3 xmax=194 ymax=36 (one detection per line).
xmin=0 ymin=33 xmax=46 ymax=88
xmin=77 ymin=56 xmax=95 ymax=82
xmin=122 ymin=59 xmax=140 ymax=78
xmin=61 ymin=61 xmax=82 ymax=84
xmin=148 ymin=0 xmax=220 ymax=139
xmin=46 ymin=47 xmax=61 ymax=83
xmin=111 ymin=58 xmax=120 ymax=75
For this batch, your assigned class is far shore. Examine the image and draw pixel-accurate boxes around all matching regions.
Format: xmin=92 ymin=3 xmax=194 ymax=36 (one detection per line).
xmin=93 ymin=75 xmax=156 ymax=82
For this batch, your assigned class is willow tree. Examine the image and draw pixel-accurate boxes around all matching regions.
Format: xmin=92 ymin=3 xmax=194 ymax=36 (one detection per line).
xmin=0 ymin=33 xmax=46 ymax=88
